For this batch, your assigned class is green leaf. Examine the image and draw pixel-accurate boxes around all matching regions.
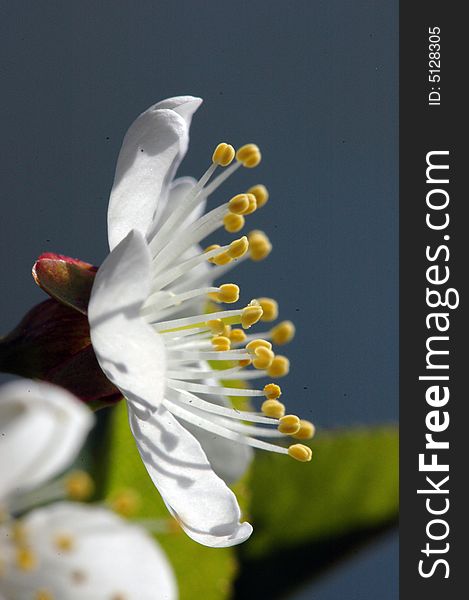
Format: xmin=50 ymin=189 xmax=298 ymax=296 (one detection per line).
xmin=101 ymin=400 xmax=245 ymax=600
xmin=234 ymin=426 xmax=398 ymax=599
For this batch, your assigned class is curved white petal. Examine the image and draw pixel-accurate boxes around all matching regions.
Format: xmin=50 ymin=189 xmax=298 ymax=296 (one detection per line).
xmin=179 ymin=381 xmax=253 ymax=484
xmin=0 ymin=502 xmax=177 ymax=600
xmin=182 ymin=414 xmax=253 ymax=484
xmin=145 ymin=177 xmax=209 ymax=291
xmin=156 ymin=177 xmax=207 ymax=229
xmin=0 ymin=380 xmax=93 ymax=502
xmin=128 ymin=403 xmax=252 ymax=547
xmin=89 ymin=230 xmax=166 ymax=414
xmin=151 ymin=177 xmax=211 ymax=319
xmin=108 ymin=96 xmax=202 ymax=250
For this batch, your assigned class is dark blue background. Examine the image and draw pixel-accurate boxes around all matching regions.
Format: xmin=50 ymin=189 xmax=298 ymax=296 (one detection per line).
xmin=0 ymin=1 xmax=398 ymax=598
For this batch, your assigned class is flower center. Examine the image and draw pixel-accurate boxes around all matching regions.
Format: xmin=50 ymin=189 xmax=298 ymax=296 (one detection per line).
xmin=142 ymin=142 xmax=314 ymax=462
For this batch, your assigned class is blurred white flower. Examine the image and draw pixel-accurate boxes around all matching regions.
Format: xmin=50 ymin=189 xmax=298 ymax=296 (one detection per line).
xmin=0 ymin=379 xmax=93 ymax=506
xmin=0 ymin=502 xmax=177 ymax=600
xmin=0 ymin=380 xmax=177 ymax=600
xmin=89 ymin=96 xmax=313 ymax=548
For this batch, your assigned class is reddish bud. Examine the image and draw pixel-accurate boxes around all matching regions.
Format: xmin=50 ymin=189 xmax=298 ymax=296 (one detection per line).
xmin=32 ymin=253 xmax=97 ymax=314
xmin=0 ymin=299 xmax=120 ymax=408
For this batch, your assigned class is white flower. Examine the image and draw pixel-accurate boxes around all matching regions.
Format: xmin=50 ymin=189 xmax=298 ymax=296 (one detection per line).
xmin=88 ymin=96 xmax=314 ymax=548
xmin=0 ymin=379 xmax=93 ymax=505
xmin=0 ymin=380 xmax=177 ymax=600
xmin=0 ymin=502 xmax=177 ymax=600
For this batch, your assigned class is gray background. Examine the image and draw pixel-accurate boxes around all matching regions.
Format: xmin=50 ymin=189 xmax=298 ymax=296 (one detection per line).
xmin=0 ymin=1 xmax=398 ymax=598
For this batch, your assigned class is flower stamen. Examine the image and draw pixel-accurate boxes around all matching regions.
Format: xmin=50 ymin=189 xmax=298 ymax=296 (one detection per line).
xmin=211 ymin=336 xmax=231 ymax=352
xmin=288 ymin=444 xmax=313 ymax=462
xmin=212 ymin=143 xmax=235 ymax=167
xmin=271 ymin=321 xmax=296 ymax=345
xmin=236 ymin=143 xmax=262 ymax=168
xmin=293 ymin=420 xmax=316 ymax=441
xmin=208 ymin=283 xmax=240 ymax=304
xmin=258 ymin=298 xmax=279 ymax=322
xmin=248 ymin=184 xmax=269 ymax=208
xmin=229 ymin=328 xmax=246 ymax=343
xmin=15 ymin=547 xmax=38 ymax=571
xmin=278 ymin=415 xmax=301 ymax=435
xmin=263 ymin=383 xmax=282 ymax=399
xmin=65 ymin=471 xmax=94 ymax=501
xmin=266 ymin=355 xmax=290 ymax=378
xmin=262 ymin=399 xmax=286 ymax=418
xmin=223 ymin=213 xmax=245 ymax=233
xmin=228 ymin=194 xmax=251 ymax=215
xmin=248 ymin=230 xmax=272 ymax=261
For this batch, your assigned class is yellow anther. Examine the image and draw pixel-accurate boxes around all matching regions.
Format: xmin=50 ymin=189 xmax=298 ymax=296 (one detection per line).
xmin=263 ymin=383 xmax=282 ymax=400
xmin=228 ymin=194 xmax=250 ymax=215
xmin=206 ymin=244 xmax=234 ymax=266
xmin=12 ymin=521 xmax=28 ymax=544
xmin=217 ymin=283 xmax=240 ymax=304
xmin=228 ymin=236 xmax=249 ymax=259
xmin=246 ymin=338 xmax=272 ymax=353
xmin=111 ymin=489 xmax=141 ymax=518
xmin=258 ymin=298 xmax=279 ymax=322
xmin=236 ymin=143 xmax=262 ymax=168
xmin=288 ymin=444 xmax=313 ymax=462
xmin=248 ymin=184 xmax=269 ymax=208
xmin=278 ymin=415 xmax=301 ymax=435
xmin=54 ymin=533 xmax=75 ymax=552
xmin=293 ymin=420 xmax=316 ymax=441
xmin=271 ymin=320 xmax=296 ymax=345
xmin=16 ymin=547 xmax=37 ymax=571
xmin=262 ymin=399 xmax=286 ymax=418
xmin=239 ymin=358 xmax=252 ymax=367
xmin=205 ymin=244 xmax=221 ymax=263
xmin=223 ymin=212 xmax=245 ymax=233
xmin=212 ymin=336 xmax=231 ymax=352
xmin=35 ymin=590 xmax=54 ymax=600
xmin=248 ymin=230 xmax=272 ymax=261
xmin=212 ymin=251 xmax=233 ymax=266
xmin=242 ymin=193 xmax=258 ymax=215
xmin=229 ymin=328 xmax=246 ymax=343
xmin=65 ymin=471 xmax=94 ymax=501
xmin=241 ymin=304 xmax=263 ymax=329
xmin=221 ymin=324 xmax=232 ymax=337
xmin=212 ymin=142 xmax=235 ymax=167
xmin=252 ymin=347 xmax=275 ymax=370
xmin=266 ymin=355 xmax=290 ymax=378
xmin=207 ymin=319 xmax=225 ymax=334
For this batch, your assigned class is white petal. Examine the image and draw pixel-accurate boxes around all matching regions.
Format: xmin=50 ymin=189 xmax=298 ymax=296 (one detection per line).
xmin=128 ymin=402 xmax=252 ymax=547
xmin=0 ymin=380 xmax=93 ymax=502
xmin=0 ymin=502 xmax=177 ymax=600
xmin=152 ymin=177 xmax=211 ymax=319
xmin=145 ymin=178 xmax=209 ymax=295
xmin=108 ymin=96 xmax=202 ymax=250
xmin=177 ymin=371 xmax=253 ymax=484
xmin=88 ymin=230 xmax=166 ymax=414
xmin=159 ymin=176 xmax=207 ymax=228
xmin=180 ymin=390 xmax=253 ymax=484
